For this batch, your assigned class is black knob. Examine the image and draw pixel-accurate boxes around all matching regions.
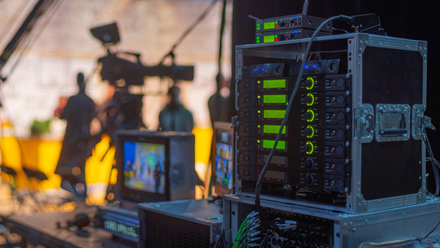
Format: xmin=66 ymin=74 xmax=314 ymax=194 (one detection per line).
xmin=277 ymin=20 xmax=285 ymax=27
xmin=303 ymin=95 xmax=311 ymax=104
xmin=306 ymin=158 xmax=314 ymax=170
xmin=301 ymin=142 xmax=313 ymax=153
xmin=303 ymin=111 xmax=311 ymax=120
xmin=303 ymin=77 xmax=314 ymax=89
xmin=303 ymin=126 xmax=314 ymax=137
xmin=303 ymin=94 xmax=314 ymax=105
xmin=303 ymin=127 xmax=311 ymax=136
xmin=303 ymin=110 xmax=314 ymax=122
xmin=306 ymin=174 xmax=314 ymax=185
xmin=276 ymin=34 xmax=284 ymax=41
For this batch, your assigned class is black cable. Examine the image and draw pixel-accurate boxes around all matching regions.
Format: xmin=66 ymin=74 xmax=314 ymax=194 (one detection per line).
xmin=217 ymin=0 xmax=227 ymax=74
xmin=158 ymin=0 xmax=218 ymax=64
xmin=332 ymin=27 xmax=349 ymax=34
xmin=46 ymin=227 xmax=67 ymax=248
xmin=424 ymin=219 xmax=440 ymax=239
xmin=3 ymin=0 xmax=63 ymax=82
xmin=423 ymin=131 xmax=440 ymax=196
xmin=254 ymin=15 xmax=352 ymax=223
xmin=421 ymin=129 xmax=440 ymax=239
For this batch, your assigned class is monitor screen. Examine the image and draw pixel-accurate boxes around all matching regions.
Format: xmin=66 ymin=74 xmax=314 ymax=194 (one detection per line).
xmin=123 ymin=141 xmax=166 ymax=194
xmin=212 ymin=122 xmax=234 ymax=195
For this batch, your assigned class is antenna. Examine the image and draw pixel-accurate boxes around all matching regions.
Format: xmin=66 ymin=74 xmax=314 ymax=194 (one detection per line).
xmin=302 ymin=0 xmax=309 ymax=15
xmin=248 ymin=15 xmax=262 ymax=22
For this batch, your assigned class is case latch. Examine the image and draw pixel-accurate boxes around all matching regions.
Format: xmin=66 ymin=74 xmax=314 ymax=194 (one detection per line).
xmin=375 ymin=104 xmax=410 ymax=142
xmin=355 ymin=104 xmax=374 ymax=143
xmin=412 ymin=104 xmax=435 ymax=140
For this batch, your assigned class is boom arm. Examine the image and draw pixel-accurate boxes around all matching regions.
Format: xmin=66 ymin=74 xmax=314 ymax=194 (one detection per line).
xmin=0 ymin=0 xmax=56 ymax=77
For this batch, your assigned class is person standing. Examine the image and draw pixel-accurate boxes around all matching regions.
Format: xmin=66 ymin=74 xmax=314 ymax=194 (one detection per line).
xmin=208 ymin=73 xmax=230 ymax=127
xmin=55 ymin=72 xmax=96 ymax=201
xmin=158 ymin=85 xmax=194 ymax=132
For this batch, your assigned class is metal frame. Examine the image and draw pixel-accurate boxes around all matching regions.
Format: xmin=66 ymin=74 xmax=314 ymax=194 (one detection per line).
xmin=235 ymin=33 xmax=427 ymax=214
xmin=223 ymin=194 xmax=440 ymax=248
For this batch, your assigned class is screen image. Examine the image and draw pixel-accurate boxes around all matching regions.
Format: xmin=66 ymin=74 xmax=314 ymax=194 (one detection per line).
xmin=123 ymin=141 xmax=166 ymax=194
xmin=215 ymin=131 xmax=233 ymax=191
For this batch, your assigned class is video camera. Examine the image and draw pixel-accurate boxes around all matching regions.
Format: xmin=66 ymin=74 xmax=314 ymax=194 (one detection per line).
xmin=90 ymin=23 xmax=194 ymax=86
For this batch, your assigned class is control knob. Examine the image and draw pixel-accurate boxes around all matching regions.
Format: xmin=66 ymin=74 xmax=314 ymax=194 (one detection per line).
xmin=301 ymin=142 xmax=313 ymax=154
xmin=306 ymin=174 xmax=314 ymax=185
xmin=305 ymin=158 xmax=314 ymax=170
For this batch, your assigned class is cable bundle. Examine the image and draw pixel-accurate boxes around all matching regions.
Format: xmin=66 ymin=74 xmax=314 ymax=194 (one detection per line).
xmin=233 ymin=211 xmax=263 ymax=248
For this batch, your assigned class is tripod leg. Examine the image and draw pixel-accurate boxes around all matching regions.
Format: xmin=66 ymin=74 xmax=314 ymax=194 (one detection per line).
xmin=61 ymin=180 xmax=80 ymax=205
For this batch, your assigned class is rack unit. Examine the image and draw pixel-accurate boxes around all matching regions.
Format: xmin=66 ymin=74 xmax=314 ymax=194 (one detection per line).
xmin=235 ymin=33 xmax=428 ymax=214
xmin=223 ymin=194 xmax=440 ymax=247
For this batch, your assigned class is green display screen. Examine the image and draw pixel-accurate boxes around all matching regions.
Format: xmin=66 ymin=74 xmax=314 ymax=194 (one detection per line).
xmin=263 ymin=35 xmax=275 ymax=43
xmin=262 ymin=140 xmax=286 ymax=150
xmin=263 ymin=125 xmax=286 ymax=134
xmin=263 ymin=110 xmax=285 ymax=119
xmin=263 ymin=95 xmax=286 ymax=104
xmin=263 ymin=22 xmax=275 ymax=29
xmin=263 ymin=79 xmax=286 ymax=89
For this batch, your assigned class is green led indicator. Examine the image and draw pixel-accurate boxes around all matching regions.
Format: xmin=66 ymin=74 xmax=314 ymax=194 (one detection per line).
xmin=306 ymin=93 xmax=315 ymax=106
xmin=256 ymin=27 xmax=261 ymax=31
xmin=306 ymin=141 xmax=314 ymax=154
xmin=306 ymin=109 xmax=315 ymax=122
xmin=263 ymin=125 xmax=286 ymax=134
xmin=306 ymin=77 xmax=315 ymax=90
xmin=263 ymin=35 xmax=275 ymax=43
xmin=258 ymin=95 xmax=261 ymax=99
xmin=257 ymin=81 xmax=261 ymax=84
xmin=256 ymin=40 xmax=260 ymax=43
xmin=262 ymin=140 xmax=286 ymax=150
xmin=257 ymin=140 xmax=260 ymax=143
xmin=263 ymin=79 xmax=286 ymax=89
xmin=264 ymin=110 xmax=286 ymax=119
xmin=263 ymin=95 xmax=286 ymax=104
xmin=257 ymin=125 xmax=261 ymax=128
xmin=306 ymin=126 xmax=315 ymax=138
xmin=258 ymin=110 xmax=261 ymax=114
xmin=263 ymin=22 xmax=275 ymax=29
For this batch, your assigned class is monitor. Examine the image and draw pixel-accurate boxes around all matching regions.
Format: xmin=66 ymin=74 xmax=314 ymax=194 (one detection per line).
xmin=116 ymin=130 xmax=196 ymax=203
xmin=211 ymin=122 xmax=234 ymax=195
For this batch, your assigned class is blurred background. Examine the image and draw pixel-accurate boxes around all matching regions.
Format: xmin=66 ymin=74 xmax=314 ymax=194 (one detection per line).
xmin=0 ymin=0 xmax=439 ymax=211
xmin=0 ymin=0 xmax=232 ymax=208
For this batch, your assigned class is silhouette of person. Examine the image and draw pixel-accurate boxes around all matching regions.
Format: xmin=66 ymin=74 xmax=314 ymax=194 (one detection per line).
xmin=158 ymin=85 xmax=194 ymax=132
xmin=55 ymin=72 xmax=96 ymax=200
xmin=208 ymin=73 xmax=230 ymax=127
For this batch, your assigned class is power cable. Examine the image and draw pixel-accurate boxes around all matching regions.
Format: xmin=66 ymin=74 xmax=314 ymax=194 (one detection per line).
xmin=253 ymin=15 xmax=352 ymax=223
xmin=217 ymin=0 xmax=227 ymax=74
xmin=423 ymin=130 xmax=440 ymax=196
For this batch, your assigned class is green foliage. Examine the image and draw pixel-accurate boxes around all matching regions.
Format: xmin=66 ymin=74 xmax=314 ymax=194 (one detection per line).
xmin=30 ymin=119 xmax=52 ymax=136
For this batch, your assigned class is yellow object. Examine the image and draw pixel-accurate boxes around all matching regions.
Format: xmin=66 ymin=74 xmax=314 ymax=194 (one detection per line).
xmin=0 ymin=136 xmax=28 ymax=189
xmin=1 ymin=126 xmax=213 ymax=202
xmin=85 ymin=134 xmax=116 ymax=205
xmin=192 ymin=127 xmax=213 ymax=199
xmin=192 ymin=127 xmax=213 ymax=166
